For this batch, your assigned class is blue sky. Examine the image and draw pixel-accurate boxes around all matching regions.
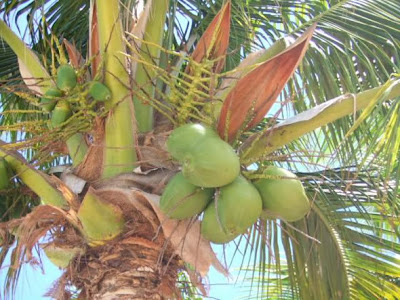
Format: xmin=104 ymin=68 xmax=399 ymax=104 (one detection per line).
xmin=0 ymin=246 xmax=62 ymax=299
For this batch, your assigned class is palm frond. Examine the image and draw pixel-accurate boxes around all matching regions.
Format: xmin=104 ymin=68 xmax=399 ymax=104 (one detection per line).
xmin=241 ymin=168 xmax=400 ymax=299
xmin=278 ymin=0 xmax=399 ymax=170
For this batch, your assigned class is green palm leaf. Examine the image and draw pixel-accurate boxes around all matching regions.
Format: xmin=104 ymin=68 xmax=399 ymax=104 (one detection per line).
xmin=241 ymin=168 xmax=400 ymax=300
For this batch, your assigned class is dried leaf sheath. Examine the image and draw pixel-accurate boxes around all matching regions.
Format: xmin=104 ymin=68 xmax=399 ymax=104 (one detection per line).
xmin=63 ymin=39 xmax=84 ymax=69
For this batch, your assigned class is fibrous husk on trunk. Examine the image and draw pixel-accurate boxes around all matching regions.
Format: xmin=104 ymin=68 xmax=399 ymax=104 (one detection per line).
xmin=49 ymin=184 xmax=227 ymax=299
xmin=70 ymin=237 xmax=181 ymax=299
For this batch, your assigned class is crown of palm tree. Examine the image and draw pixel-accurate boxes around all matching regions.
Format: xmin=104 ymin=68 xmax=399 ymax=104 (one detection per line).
xmin=0 ymin=0 xmax=399 ymax=299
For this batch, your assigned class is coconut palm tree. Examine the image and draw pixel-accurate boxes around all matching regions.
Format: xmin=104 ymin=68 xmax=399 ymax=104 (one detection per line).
xmin=0 ymin=0 xmax=399 ymax=299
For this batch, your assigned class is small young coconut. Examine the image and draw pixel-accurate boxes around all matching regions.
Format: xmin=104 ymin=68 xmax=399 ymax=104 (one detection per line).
xmin=51 ymin=100 xmax=72 ymax=128
xmin=88 ymin=81 xmax=112 ymax=102
xmin=167 ymin=123 xmax=218 ymax=160
xmin=181 ymin=136 xmax=240 ymax=188
xmin=40 ymin=87 xmax=62 ymax=112
xmin=160 ymin=172 xmax=214 ymax=220
xmin=56 ymin=64 xmax=77 ymax=92
xmin=253 ymin=166 xmax=310 ymax=222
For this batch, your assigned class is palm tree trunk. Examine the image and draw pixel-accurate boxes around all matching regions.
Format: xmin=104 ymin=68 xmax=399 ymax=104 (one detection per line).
xmin=73 ymin=241 xmax=179 ymax=299
xmin=66 ymin=182 xmax=181 ymax=300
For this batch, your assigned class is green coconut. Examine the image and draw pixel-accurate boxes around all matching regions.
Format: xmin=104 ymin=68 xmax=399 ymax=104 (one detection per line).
xmin=56 ymin=64 xmax=77 ymax=92
xmin=167 ymin=123 xmax=218 ymax=160
xmin=201 ymin=200 xmax=239 ymax=244
xmin=253 ymin=166 xmax=310 ymax=222
xmin=215 ymin=175 xmax=262 ymax=233
xmin=201 ymin=176 xmax=262 ymax=243
xmin=160 ymin=172 xmax=214 ymax=220
xmin=181 ymin=136 xmax=240 ymax=188
xmin=40 ymin=87 xmax=62 ymax=112
xmin=51 ymin=100 xmax=72 ymax=128
xmin=88 ymin=81 xmax=112 ymax=102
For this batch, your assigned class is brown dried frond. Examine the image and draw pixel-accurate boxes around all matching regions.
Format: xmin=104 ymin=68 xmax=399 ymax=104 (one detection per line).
xmin=44 ymin=273 xmax=71 ymax=300
xmin=1 ymin=205 xmax=81 ymax=299
xmin=13 ymin=206 xmax=69 ymax=263
xmin=142 ymin=191 xmax=228 ymax=278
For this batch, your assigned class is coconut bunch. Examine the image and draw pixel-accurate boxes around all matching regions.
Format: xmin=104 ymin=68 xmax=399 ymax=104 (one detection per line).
xmin=160 ymin=123 xmax=310 ymax=244
xmin=39 ymin=64 xmax=111 ymax=127
xmin=152 ymin=3 xmax=318 ymax=245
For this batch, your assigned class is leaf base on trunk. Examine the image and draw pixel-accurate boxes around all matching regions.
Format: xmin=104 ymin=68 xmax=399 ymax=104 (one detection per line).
xmin=70 ymin=239 xmax=180 ymax=300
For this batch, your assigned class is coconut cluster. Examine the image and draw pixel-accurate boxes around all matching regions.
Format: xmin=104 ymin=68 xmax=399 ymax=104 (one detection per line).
xmin=161 ymin=123 xmax=311 ymax=244
xmin=40 ymin=64 xmax=111 ymax=127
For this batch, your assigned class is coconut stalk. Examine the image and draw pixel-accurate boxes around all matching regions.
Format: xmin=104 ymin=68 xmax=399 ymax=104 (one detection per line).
xmin=96 ymin=0 xmax=137 ymax=178
xmin=0 ymin=143 xmax=68 ymax=208
xmin=43 ymin=243 xmax=84 ymax=268
xmin=240 ymin=79 xmax=400 ymax=163
xmin=77 ymin=188 xmax=124 ymax=246
xmin=132 ymin=0 xmax=169 ymax=132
